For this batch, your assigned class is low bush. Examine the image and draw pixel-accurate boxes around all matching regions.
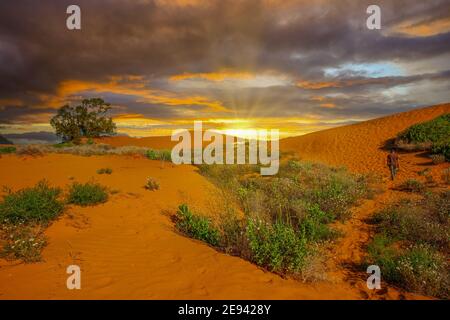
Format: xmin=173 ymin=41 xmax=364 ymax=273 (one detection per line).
xmin=97 ymin=168 xmax=113 ymax=175
xmin=398 ymin=179 xmax=426 ymax=193
xmin=16 ymin=145 xmax=44 ymax=157
xmin=0 ymin=223 xmax=47 ymax=263
xmin=67 ymin=182 xmax=108 ymax=206
xmin=367 ymin=191 xmax=450 ymax=298
xmin=0 ymin=180 xmax=64 ymax=223
xmin=431 ymin=154 xmax=446 ymax=165
xmin=246 ymin=218 xmax=310 ymax=273
xmin=175 ymin=204 xmax=220 ymax=246
xmin=396 ymin=114 xmax=450 ymax=161
xmin=0 ymin=146 xmax=16 ymax=154
xmin=146 ymin=149 xmax=172 ymax=161
xmin=145 ymin=177 xmax=160 ymax=191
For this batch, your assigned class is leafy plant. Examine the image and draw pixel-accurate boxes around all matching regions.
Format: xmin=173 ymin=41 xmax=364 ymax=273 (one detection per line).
xmin=97 ymin=168 xmax=113 ymax=175
xmin=0 ymin=180 xmax=64 ymax=223
xmin=145 ymin=177 xmax=160 ymax=190
xmin=0 ymin=146 xmax=16 ymax=154
xmin=175 ymin=204 xmax=220 ymax=246
xmin=67 ymin=182 xmax=108 ymax=206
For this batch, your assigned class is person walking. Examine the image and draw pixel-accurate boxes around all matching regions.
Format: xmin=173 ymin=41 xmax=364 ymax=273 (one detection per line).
xmin=387 ymin=149 xmax=400 ymax=181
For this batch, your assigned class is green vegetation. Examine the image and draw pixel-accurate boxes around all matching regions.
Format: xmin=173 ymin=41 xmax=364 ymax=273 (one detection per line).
xmin=52 ymin=142 xmax=75 ymax=149
xmin=0 ymin=180 xmax=64 ymax=223
xmin=398 ymin=179 xmax=426 ymax=193
xmin=145 ymin=149 xmax=172 ymax=161
xmin=0 ymin=181 xmax=64 ymax=262
xmin=0 ymin=146 xmax=16 ymax=154
xmin=0 ymin=224 xmax=47 ymax=262
xmin=145 ymin=177 xmax=160 ymax=191
xmin=0 ymin=178 xmax=111 ymax=262
xmin=175 ymin=160 xmax=377 ymax=277
xmin=175 ymin=204 xmax=220 ymax=246
xmin=97 ymin=168 xmax=113 ymax=175
xmin=396 ymin=114 xmax=450 ymax=161
xmin=367 ymin=191 xmax=449 ymax=298
xmin=50 ymin=98 xmax=116 ymax=144
xmin=67 ymin=182 xmax=108 ymax=206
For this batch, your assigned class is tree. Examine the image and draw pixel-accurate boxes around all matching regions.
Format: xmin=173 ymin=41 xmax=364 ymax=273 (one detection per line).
xmin=50 ymin=98 xmax=116 ymax=143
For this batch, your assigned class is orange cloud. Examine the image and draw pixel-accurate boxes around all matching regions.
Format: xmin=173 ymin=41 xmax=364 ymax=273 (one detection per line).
xmin=388 ymin=17 xmax=450 ymax=37
xmin=320 ymin=103 xmax=336 ymax=108
xmin=170 ymin=71 xmax=254 ymax=82
xmin=40 ymin=77 xmax=229 ymax=113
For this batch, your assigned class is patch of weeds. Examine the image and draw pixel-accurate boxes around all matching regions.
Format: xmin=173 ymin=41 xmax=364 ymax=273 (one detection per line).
xmin=367 ymin=191 xmax=450 ymax=298
xmin=52 ymin=142 xmax=74 ymax=149
xmin=145 ymin=177 xmax=160 ymax=191
xmin=0 ymin=146 xmax=16 ymax=154
xmin=146 ymin=149 xmax=172 ymax=161
xmin=398 ymin=179 xmax=426 ymax=193
xmin=246 ymin=218 xmax=311 ymax=273
xmin=442 ymin=168 xmax=450 ymax=185
xmin=0 ymin=223 xmax=47 ymax=263
xmin=67 ymin=182 xmax=108 ymax=206
xmin=431 ymin=154 xmax=446 ymax=165
xmin=16 ymin=145 xmax=44 ymax=157
xmin=0 ymin=180 xmax=64 ymax=223
xmin=175 ymin=204 xmax=220 ymax=246
xmin=97 ymin=168 xmax=113 ymax=175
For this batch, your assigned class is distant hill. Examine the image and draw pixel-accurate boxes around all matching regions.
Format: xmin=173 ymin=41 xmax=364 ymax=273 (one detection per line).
xmin=0 ymin=134 xmax=13 ymax=145
xmin=280 ymin=103 xmax=450 ymax=176
xmin=2 ymin=131 xmax=59 ymax=144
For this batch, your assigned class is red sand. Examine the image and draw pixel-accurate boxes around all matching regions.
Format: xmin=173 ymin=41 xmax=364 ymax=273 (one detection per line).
xmin=1 ymin=104 xmax=449 ymax=299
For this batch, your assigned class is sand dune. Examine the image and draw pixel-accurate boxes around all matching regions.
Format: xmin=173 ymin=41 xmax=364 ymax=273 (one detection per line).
xmin=0 ymin=154 xmax=390 ymax=300
xmin=1 ymin=104 xmax=448 ymax=300
xmin=281 ymin=103 xmax=450 ymax=179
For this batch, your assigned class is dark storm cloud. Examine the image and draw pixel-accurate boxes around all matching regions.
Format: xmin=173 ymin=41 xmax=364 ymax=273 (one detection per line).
xmin=0 ymin=0 xmax=449 ymax=129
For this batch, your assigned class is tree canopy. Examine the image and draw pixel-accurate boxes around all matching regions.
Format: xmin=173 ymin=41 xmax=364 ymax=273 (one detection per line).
xmin=50 ymin=98 xmax=116 ymax=143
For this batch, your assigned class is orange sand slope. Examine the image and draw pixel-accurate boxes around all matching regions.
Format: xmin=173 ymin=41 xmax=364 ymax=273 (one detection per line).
xmin=281 ymin=103 xmax=450 ymax=178
xmin=0 ymin=154 xmax=385 ymax=300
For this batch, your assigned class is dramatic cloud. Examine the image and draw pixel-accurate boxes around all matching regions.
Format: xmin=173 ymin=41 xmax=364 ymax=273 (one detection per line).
xmin=0 ymin=0 xmax=449 ymax=137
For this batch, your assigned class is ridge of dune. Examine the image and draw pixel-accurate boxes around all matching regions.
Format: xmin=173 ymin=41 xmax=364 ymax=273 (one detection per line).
xmin=281 ymin=103 xmax=450 ymax=177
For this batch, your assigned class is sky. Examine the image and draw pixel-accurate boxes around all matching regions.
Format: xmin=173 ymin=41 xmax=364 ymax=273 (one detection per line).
xmin=0 ymin=0 xmax=450 ymax=141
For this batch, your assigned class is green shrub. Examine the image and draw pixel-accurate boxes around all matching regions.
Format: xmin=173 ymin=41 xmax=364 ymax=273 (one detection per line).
xmin=397 ymin=114 xmax=450 ymax=144
xmin=431 ymin=154 xmax=446 ymax=165
xmin=190 ymin=159 xmax=376 ymax=278
xmin=146 ymin=149 xmax=172 ymax=161
xmin=372 ymin=204 xmax=449 ymax=250
xmin=368 ymin=191 xmax=450 ymax=298
xmin=431 ymin=138 xmax=450 ymax=161
xmin=0 ymin=146 xmax=16 ymax=154
xmin=396 ymin=114 xmax=450 ymax=161
xmin=367 ymin=239 xmax=449 ymax=299
xmin=145 ymin=177 xmax=160 ymax=190
xmin=398 ymin=179 xmax=426 ymax=193
xmin=52 ymin=142 xmax=74 ymax=149
xmin=246 ymin=218 xmax=310 ymax=273
xmin=97 ymin=168 xmax=113 ymax=175
xmin=0 ymin=180 xmax=64 ymax=223
xmin=175 ymin=204 xmax=220 ymax=246
xmin=67 ymin=182 xmax=108 ymax=206
xmin=0 ymin=224 xmax=47 ymax=262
